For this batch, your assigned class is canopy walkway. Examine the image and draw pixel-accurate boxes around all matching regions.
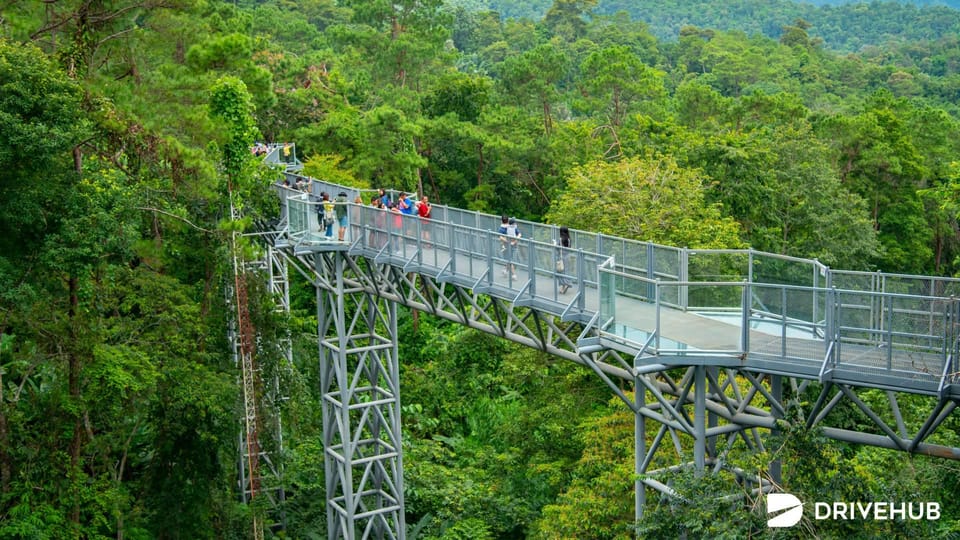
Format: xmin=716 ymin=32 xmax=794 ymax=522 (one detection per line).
xmin=257 ymin=144 xmax=960 ymax=539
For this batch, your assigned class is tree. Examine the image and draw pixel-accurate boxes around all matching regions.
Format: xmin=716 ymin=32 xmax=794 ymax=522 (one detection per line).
xmin=531 ymin=395 xmax=635 ymax=539
xmin=499 ymin=43 xmax=568 ymax=135
xmin=209 ymin=75 xmax=259 ymax=191
xmin=542 ymin=0 xmax=597 ymax=41
xmin=577 ymin=45 xmax=665 ymax=157
xmin=545 ymin=155 xmax=744 ymax=248
xmin=816 ymin=91 xmax=934 ymax=273
xmin=688 ymin=123 xmax=879 ymax=269
xmin=0 ymin=37 xmax=88 ymax=519
xmin=337 ymin=0 xmax=451 ymax=90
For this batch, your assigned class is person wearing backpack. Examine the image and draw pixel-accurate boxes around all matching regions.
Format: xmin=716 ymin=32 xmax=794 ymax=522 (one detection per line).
xmin=498 ymin=216 xmax=521 ymax=280
xmin=321 ymin=192 xmax=336 ymax=239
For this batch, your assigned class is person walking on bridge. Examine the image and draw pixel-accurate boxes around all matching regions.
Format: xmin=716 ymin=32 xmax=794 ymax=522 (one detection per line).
xmin=556 ymin=225 xmax=573 ymax=294
xmin=499 ymin=216 xmax=521 ymax=280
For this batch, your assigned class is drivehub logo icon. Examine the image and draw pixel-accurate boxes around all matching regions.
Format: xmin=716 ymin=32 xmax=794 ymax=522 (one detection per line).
xmin=767 ymin=493 xmax=804 ymax=528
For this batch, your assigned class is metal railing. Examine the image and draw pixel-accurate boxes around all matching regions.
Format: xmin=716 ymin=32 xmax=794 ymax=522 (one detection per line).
xmin=598 ymin=260 xmax=960 ymax=390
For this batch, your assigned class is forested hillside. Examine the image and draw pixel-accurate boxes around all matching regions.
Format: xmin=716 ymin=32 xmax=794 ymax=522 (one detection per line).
xmin=450 ymin=0 xmax=960 ymax=52
xmin=1 ymin=0 xmax=960 ymax=538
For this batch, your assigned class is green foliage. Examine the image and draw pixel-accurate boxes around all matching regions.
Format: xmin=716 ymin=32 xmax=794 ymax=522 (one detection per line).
xmin=6 ymin=0 xmax=960 ymax=537
xmin=0 ymin=39 xmax=86 ymax=175
xmin=209 ymin=75 xmax=259 ymax=184
xmin=531 ymin=395 xmax=635 ymax=539
xmin=545 ymin=155 xmax=745 ymax=248
xmin=302 ymin=153 xmax=367 ymax=188
xmin=634 ymin=471 xmax=765 ymax=540
xmin=577 ymin=45 xmax=666 ymax=128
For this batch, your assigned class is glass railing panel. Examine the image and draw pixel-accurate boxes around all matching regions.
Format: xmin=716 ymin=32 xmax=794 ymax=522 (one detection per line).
xmin=620 ymin=239 xmax=648 ymax=275
xmin=833 ymin=292 xmax=948 ymax=381
xmin=752 ymin=284 xmax=798 ymax=324
xmin=598 ymin=262 xmax=617 ymax=332
xmin=652 ymin=244 xmax=682 ymax=281
xmin=528 ymin=239 xmax=576 ymax=303
xmin=685 ymin=281 xmax=742 ymax=311
xmin=885 ymin=295 xmax=953 ymax=352
xmin=750 ymin=252 xmax=819 ymax=288
xmin=749 ymin=284 xmax=826 ymax=340
xmin=830 ymin=270 xmax=877 ymax=292
xmin=834 ymin=290 xmax=949 ymax=354
xmin=579 ymin=252 xmax=605 ymax=288
xmin=687 ymin=250 xmax=749 ymax=282
xmin=883 ymin=274 xmax=960 ymax=297
xmin=287 ymin=195 xmax=311 ymax=237
xmin=479 ymin=214 xmax=501 ymax=233
xmin=529 ymin=222 xmax=557 ymax=244
xmin=571 ymin=230 xmax=598 ymax=254
xmin=449 ymin=224 xmax=493 ymax=282
xmin=413 ymin=217 xmax=447 ymax=270
xmin=833 ymin=289 xmax=880 ymax=346
xmin=661 ymin=281 xmax=744 ymax=354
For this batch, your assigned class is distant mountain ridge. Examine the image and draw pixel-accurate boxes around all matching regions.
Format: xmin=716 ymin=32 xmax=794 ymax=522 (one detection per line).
xmin=449 ymin=0 xmax=960 ymax=51
xmin=804 ymin=0 xmax=959 ymax=5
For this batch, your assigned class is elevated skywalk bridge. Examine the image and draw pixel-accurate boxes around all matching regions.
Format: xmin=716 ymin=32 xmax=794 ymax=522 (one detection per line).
xmin=259 ymin=145 xmax=960 ymax=538
xmin=277 ymin=176 xmax=960 ymax=400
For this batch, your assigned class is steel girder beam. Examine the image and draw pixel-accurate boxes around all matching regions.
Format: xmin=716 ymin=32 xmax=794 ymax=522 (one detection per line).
xmin=314 ymin=252 xmax=634 ymax=381
xmin=804 ymin=382 xmax=960 ymax=459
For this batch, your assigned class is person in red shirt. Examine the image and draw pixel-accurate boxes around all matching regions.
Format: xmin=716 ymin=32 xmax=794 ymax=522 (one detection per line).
xmin=417 ymin=196 xmax=432 ymax=247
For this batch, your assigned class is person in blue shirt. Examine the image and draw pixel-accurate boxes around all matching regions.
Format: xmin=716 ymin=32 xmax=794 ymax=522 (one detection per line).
xmin=398 ymin=192 xmax=415 ymax=215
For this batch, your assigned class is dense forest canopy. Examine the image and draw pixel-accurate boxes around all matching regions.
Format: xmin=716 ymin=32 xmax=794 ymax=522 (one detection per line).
xmin=1 ymin=0 xmax=960 ymax=538
xmin=450 ymin=0 xmax=960 ymax=52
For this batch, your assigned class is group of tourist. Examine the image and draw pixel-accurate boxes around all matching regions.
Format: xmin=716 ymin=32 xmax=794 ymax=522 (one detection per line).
xmin=251 ymin=142 xmax=270 ymax=156
xmin=365 ymin=188 xmax=432 ymax=252
xmin=284 ymin=176 xmax=310 ymax=192
xmin=287 ymin=179 xmax=575 ymax=294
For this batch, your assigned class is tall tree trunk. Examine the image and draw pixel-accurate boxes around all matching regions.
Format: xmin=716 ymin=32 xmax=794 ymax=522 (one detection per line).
xmin=68 ymin=275 xmax=82 ymax=528
xmin=542 ymin=99 xmax=553 ymax=135
xmin=476 ymin=143 xmax=485 ymax=187
xmin=0 ymin=345 xmax=9 ymax=492
xmin=68 ymin=145 xmax=83 ymax=529
xmin=934 ymin=230 xmax=943 ymax=274
xmin=414 ymin=136 xmax=424 ymax=197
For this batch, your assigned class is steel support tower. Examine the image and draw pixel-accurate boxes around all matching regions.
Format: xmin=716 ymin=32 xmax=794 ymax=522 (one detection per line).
xmin=310 ymin=250 xmax=405 ymax=539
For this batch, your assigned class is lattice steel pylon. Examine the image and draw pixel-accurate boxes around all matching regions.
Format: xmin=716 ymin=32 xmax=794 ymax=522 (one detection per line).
xmin=308 ymin=250 xmax=406 ymax=539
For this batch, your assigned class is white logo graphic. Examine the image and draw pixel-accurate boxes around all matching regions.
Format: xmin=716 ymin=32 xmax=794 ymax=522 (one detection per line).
xmin=767 ymin=493 xmax=804 ymax=528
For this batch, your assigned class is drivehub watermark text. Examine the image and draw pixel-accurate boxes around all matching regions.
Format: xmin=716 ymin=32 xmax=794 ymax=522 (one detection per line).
xmin=767 ymin=493 xmax=941 ymax=528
